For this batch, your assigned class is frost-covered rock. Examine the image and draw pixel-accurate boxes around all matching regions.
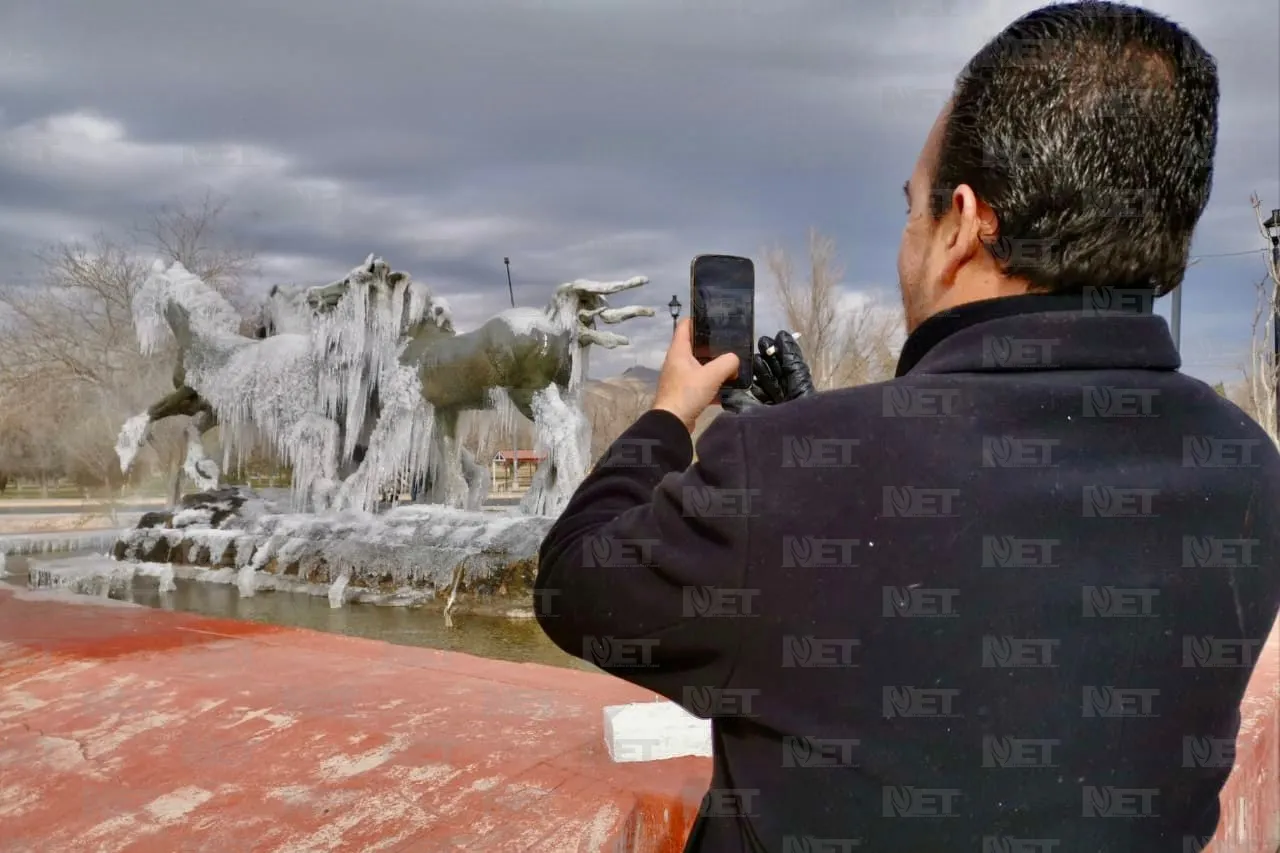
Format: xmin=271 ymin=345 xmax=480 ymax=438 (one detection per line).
xmin=112 ymin=502 xmax=555 ymax=611
xmin=175 ymin=485 xmax=277 ymax=529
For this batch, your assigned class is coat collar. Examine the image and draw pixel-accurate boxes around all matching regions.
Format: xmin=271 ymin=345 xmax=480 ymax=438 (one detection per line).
xmin=895 ymin=291 xmax=1180 ymax=376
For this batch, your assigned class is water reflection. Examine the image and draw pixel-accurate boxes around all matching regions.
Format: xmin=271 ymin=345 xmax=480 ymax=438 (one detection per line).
xmin=3 ymin=552 xmax=594 ymax=673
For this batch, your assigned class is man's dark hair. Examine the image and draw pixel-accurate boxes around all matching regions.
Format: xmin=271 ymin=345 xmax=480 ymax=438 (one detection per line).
xmin=931 ymin=0 xmax=1218 ymax=295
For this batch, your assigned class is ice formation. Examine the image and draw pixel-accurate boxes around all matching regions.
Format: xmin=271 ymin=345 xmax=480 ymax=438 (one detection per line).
xmin=115 ymin=413 xmax=152 ymax=478
xmin=520 ymin=385 xmax=591 ymax=517
xmin=112 ymin=501 xmax=554 ymax=602
xmin=124 ymin=257 xmax=432 ymax=513
xmin=1 ymin=531 xmax=124 ymax=558
xmin=24 ymin=555 xmax=175 ymax=598
xmin=117 ymin=253 xmax=655 ymax=537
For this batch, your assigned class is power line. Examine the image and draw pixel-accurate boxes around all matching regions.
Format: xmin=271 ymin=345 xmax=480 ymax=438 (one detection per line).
xmin=1189 ymin=248 xmax=1269 ymax=262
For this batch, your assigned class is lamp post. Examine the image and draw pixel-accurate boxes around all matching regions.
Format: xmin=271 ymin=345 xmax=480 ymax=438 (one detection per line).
xmin=668 ymin=295 xmax=681 ymax=335
xmin=503 ymin=257 xmax=515 ymax=308
xmin=1263 ymin=208 xmax=1280 ymax=434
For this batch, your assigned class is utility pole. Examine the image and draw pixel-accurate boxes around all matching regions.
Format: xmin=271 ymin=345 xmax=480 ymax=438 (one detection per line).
xmin=1170 ymin=286 xmax=1182 ymax=352
xmin=504 ymin=257 xmax=515 ymax=308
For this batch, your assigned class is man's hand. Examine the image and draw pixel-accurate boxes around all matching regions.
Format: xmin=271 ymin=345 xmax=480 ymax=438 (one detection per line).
xmin=652 ymin=317 xmax=740 ymax=432
xmin=720 ymin=331 xmax=816 ymax=413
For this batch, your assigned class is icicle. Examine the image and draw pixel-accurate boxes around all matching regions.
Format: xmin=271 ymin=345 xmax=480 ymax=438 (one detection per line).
xmin=116 ymin=413 xmax=152 ymax=474
xmin=156 ymin=564 xmax=176 ymax=593
xmin=237 ymin=564 xmax=257 ymax=597
xmin=520 ymin=384 xmax=590 ymax=517
xmin=328 ymin=570 xmax=350 ymax=608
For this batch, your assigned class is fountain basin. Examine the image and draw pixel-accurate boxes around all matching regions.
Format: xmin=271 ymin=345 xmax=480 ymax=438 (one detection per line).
xmin=111 ymin=488 xmax=555 ymax=616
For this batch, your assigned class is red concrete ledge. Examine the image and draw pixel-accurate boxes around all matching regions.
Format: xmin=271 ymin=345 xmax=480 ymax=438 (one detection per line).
xmin=1209 ymin=614 xmax=1279 ymax=853
xmin=0 ymin=588 xmax=710 ymax=852
xmin=1 ymin=587 xmax=1275 ymax=852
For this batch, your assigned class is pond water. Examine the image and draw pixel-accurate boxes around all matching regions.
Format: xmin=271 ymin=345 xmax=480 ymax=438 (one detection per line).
xmin=1 ymin=550 xmax=594 ymax=673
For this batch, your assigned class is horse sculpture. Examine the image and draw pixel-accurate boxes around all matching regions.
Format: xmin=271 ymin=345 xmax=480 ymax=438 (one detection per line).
xmin=323 ymin=271 xmax=655 ymax=516
xmin=115 ymin=279 xmax=339 ymax=502
xmin=118 ymin=254 xmax=654 ymax=518
xmin=118 ymin=256 xmax=450 ymax=512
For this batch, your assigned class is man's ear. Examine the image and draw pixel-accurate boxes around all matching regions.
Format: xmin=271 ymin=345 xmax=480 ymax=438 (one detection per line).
xmin=938 ymin=184 xmax=996 ymax=285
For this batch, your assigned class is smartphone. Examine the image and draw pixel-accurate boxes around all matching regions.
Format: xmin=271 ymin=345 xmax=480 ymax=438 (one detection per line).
xmin=690 ymin=254 xmax=755 ymax=389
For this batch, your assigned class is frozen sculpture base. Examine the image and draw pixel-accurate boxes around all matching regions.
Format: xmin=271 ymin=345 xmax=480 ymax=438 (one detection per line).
xmin=109 ymin=487 xmax=554 ymax=617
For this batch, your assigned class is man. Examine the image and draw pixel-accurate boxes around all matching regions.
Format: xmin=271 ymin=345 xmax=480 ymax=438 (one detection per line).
xmin=536 ymin=2 xmax=1280 ymax=850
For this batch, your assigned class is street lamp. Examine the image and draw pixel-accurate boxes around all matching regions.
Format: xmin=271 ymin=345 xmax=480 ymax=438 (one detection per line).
xmin=1263 ymin=208 xmax=1280 ymax=434
xmin=1264 ymin=208 xmax=1280 ymax=266
xmin=503 ymin=257 xmax=515 ymax=308
xmin=668 ymin=295 xmax=681 ymax=334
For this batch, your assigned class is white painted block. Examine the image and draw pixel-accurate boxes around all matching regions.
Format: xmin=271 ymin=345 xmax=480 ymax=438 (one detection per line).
xmin=603 ymin=700 xmax=713 ymax=763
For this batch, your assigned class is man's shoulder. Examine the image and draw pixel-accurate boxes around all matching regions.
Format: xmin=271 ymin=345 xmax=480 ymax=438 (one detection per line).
xmin=725 ymin=374 xmax=952 ymax=429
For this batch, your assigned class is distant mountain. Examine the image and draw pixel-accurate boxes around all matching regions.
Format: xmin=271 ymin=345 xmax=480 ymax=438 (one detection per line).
xmin=620 ymin=365 xmax=660 ymax=383
xmin=586 ymin=364 xmax=659 ymax=394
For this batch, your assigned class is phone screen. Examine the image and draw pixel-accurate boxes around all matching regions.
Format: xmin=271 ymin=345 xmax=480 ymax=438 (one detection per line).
xmin=691 ymin=255 xmax=755 ymax=389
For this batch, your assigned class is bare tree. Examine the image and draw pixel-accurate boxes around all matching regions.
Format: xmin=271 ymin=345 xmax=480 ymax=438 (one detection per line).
xmin=584 ymin=380 xmax=654 ymax=464
xmin=0 ymin=194 xmax=254 ymax=495
xmin=763 ymin=228 xmax=902 ymax=390
xmin=135 ymin=190 xmax=259 ymax=320
xmin=1239 ymin=194 xmax=1280 ymax=446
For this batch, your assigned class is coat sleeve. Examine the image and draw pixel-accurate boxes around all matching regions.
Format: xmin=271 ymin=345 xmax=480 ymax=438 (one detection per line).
xmin=535 ymin=408 xmax=752 ymax=711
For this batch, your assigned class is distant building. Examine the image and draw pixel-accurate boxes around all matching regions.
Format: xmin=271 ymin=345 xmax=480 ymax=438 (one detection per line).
xmin=491 ymin=450 xmax=547 ymax=491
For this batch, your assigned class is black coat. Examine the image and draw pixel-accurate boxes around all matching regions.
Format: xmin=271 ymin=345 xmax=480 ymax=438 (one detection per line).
xmin=536 ymin=293 xmax=1280 ymax=852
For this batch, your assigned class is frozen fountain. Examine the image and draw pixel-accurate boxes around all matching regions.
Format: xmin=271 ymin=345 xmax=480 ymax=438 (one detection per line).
xmin=88 ymin=255 xmax=656 ymax=618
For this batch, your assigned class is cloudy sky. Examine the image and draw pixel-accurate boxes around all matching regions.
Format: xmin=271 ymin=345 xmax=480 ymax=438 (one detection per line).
xmin=0 ymin=0 xmax=1276 ymax=382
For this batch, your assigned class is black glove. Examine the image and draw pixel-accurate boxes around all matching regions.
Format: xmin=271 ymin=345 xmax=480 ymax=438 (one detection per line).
xmin=719 ymin=331 xmax=816 ymax=413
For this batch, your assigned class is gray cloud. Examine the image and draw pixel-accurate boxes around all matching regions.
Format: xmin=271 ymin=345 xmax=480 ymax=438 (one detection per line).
xmin=0 ymin=0 xmax=1275 ymax=378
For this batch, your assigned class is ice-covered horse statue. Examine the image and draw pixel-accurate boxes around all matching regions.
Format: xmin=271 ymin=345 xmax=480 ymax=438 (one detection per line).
xmin=116 ymin=279 xmax=331 ymax=500
xmin=117 ymin=256 xmax=450 ymax=512
xmin=330 ymin=272 xmax=654 ymax=516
